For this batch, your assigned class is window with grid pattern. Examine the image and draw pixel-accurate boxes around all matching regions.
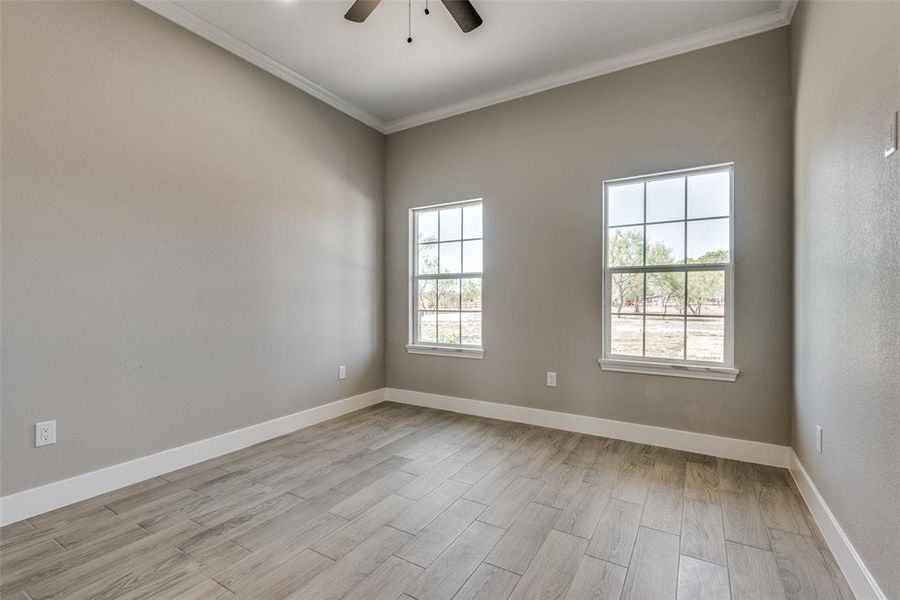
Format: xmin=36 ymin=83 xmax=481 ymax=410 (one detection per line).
xmin=602 ymin=165 xmax=734 ymax=371
xmin=410 ymin=200 xmax=483 ymax=355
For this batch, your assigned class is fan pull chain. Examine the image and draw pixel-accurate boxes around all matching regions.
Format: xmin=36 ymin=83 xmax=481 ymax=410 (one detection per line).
xmin=425 ymin=0 xmax=430 ymax=15
xmin=407 ymin=0 xmax=412 ymax=43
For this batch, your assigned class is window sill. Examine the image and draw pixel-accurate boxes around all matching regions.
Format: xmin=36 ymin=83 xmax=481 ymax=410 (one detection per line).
xmin=598 ymin=358 xmax=739 ymax=382
xmin=406 ymin=344 xmax=484 ymax=359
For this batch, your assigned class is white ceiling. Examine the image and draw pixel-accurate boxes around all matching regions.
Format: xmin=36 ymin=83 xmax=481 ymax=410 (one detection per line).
xmin=139 ymin=0 xmax=795 ymax=133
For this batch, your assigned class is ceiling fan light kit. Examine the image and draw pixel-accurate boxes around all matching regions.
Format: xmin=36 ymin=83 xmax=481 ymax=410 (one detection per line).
xmin=344 ymin=0 xmax=482 ymax=43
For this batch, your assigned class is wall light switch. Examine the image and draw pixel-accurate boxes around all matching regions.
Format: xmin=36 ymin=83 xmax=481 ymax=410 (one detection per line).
xmin=35 ymin=421 xmax=56 ymax=447
xmin=338 ymin=365 xmax=346 ymax=380
xmin=885 ymin=111 xmax=897 ymax=158
xmin=546 ymin=371 xmax=557 ymax=387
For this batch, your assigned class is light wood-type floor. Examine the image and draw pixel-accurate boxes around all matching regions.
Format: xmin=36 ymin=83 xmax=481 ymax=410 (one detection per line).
xmin=0 ymin=402 xmax=854 ymax=600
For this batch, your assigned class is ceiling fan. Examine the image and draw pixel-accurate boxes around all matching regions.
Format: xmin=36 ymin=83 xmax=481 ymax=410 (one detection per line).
xmin=344 ymin=0 xmax=483 ymax=34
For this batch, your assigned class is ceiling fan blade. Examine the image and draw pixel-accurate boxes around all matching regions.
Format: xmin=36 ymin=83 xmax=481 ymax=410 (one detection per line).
xmin=344 ymin=0 xmax=381 ymax=23
xmin=440 ymin=0 xmax=483 ymax=33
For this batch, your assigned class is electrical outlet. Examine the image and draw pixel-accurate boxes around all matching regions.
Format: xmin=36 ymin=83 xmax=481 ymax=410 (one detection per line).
xmin=35 ymin=421 xmax=56 ymax=447
xmin=546 ymin=371 xmax=557 ymax=387
xmin=338 ymin=365 xmax=346 ymax=380
xmin=816 ymin=425 xmax=823 ymax=454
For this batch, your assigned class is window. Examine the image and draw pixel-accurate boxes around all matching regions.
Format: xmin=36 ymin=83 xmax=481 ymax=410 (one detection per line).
xmin=600 ymin=164 xmax=738 ymax=381
xmin=408 ymin=199 xmax=484 ymax=358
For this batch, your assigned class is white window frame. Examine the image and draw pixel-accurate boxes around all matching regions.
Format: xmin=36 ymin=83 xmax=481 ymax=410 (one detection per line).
xmin=406 ymin=198 xmax=484 ymax=359
xmin=599 ymin=163 xmax=739 ymax=382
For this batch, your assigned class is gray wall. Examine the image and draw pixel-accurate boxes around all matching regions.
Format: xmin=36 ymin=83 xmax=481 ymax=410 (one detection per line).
xmin=385 ymin=29 xmax=793 ymax=445
xmin=791 ymin=1 xmax=899 ymax=596
xmin=0 ymin=1 xmax=385 ymax=495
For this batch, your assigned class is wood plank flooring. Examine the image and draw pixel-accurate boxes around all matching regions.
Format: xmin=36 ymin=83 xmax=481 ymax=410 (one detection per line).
xmin=0 ymin=402 xmax=854 ymax=600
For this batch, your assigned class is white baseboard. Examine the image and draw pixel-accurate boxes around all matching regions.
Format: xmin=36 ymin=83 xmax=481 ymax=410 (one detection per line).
xmin=0 ymin=388 xmax=386 ymax=526
xmin=385 ymin=388 xmax=790 ymax=467
xmin=788 ymin=450 xmax=886 ymax=600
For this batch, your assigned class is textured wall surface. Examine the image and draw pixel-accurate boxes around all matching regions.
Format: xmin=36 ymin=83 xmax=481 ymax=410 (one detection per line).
xmin=1 ymin=1 xmax=385 ymax=494
xmin=791 ymin=1 xmax=900 ymax=596
xmin=385 ymin=29 xmax=793 ymax=445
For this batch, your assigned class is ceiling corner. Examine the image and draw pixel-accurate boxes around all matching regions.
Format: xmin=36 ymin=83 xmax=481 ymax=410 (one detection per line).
xmin=136 ymin=0 xmax=795 ymax=137
xmin=780 ymin=0 xmax=800 ymax=24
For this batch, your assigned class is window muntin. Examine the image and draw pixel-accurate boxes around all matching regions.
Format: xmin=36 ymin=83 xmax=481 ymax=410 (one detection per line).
xmin=603 ymin=165 xmax=733 ymax=367
xmin=412 ymin=200 xmax=483 ymax=350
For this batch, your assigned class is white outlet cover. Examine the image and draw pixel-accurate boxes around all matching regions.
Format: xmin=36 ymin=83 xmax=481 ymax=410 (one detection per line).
xmin=546 ymin=371 xmax=557 ymax=387
xmin=338 ymin=365 xmax=346 ymax=380
xmin=816 ymin=425 xmax=823 ymax=454
xmin=35 ymin=420 xmax=56 ymax=447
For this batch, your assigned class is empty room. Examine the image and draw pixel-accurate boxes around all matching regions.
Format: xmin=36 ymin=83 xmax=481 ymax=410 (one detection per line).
xmin=1 ymin=0 xmax=897 ymax=598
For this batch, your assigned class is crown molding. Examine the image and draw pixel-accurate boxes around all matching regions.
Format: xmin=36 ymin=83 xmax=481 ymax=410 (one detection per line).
xmin=136 ymin=0 xmax=796 ymax=136
xmin=383 ymin=0 xmax=797 ymax=133
xmin=135 ymin=0 xmax=387 ymax=132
